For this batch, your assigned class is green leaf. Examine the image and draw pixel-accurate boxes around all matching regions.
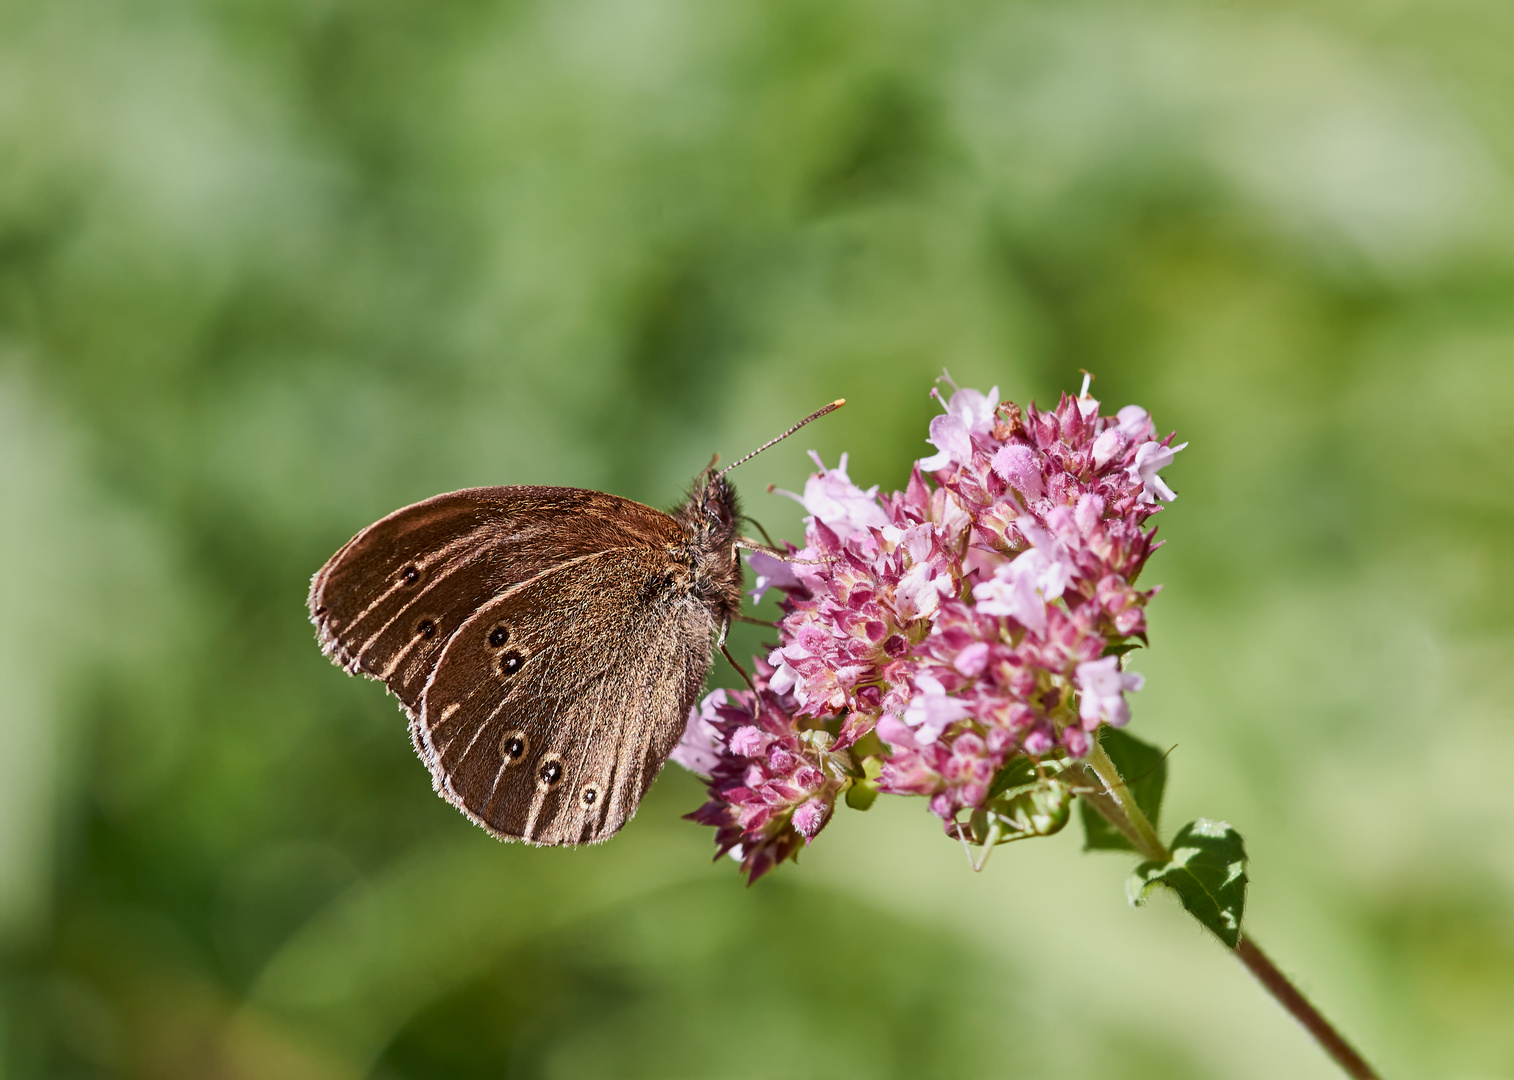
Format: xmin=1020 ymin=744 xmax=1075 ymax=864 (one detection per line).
xmin=1080 ymin=726 xmax=1168 ymax=852
xmin=844 ymin=778 xmax=878 ymax=811
xmin=1126 ymin=819 xmax=1248 ymax=948
xmin=987 ymin=754 xmax=1039 ymax=799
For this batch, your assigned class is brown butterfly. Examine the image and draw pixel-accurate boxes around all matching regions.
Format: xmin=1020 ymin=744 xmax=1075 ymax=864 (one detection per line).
xmin=307 ymin=401 xmax=842 ymax=847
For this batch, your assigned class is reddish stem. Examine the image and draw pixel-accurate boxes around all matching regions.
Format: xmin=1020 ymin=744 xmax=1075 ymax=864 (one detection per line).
xmin=1234 ymin=935 xmax=1381 ymax=1080
xmin=1078 ymin=763 xmax=1381 ymax=1078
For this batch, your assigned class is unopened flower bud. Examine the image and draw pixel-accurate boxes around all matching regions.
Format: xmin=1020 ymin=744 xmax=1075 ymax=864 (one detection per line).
xmin=792 ymin=798 xmax=829 ymax=840
xmin=992 ymin=445 xmax=1044 ymax=500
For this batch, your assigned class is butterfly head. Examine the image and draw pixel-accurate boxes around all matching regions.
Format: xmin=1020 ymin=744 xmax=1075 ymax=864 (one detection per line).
xmin=674 ymin=401 xmax=845 ymax=631
xmin=692 ymin=467 xmax=740 ymax=534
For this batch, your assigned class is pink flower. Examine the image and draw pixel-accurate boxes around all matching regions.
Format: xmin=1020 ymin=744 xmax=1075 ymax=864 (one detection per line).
xmin=944 ymin=384 xmax=1001 ymax=436
xmin=1128 ymin=440 xmax=1187 ymax=504
xmin=876 ymin=713 xmax=921 ymax=751
xmin=1116 ymin=404 xmax=1155 ymax=440
xmin=902 ymin=673 xmax=971 ymax=744
xmin=971 ymin=548 xmax=1072 ymax=636
xmin=746 ymin=549 xmax=801 ymax=602
xmin=778 ymin=451 xmax=889 ymax=540
xmin=954 ymin=641 xmax=990 ymax=677
xmin=671 ymin=691 xmax=726 ymax=778
xmin=916 ymin=382 xmax=1001 ymax=472
xmin=894 ymin=559 xmax=954 ymax=622
xmin=682 ymin=663 xmax=847 ymax=882
xmin=1076 ymin=656 xmax=1145 ymax=728
xmin=918 ymin=412 xmax=973 ymax=472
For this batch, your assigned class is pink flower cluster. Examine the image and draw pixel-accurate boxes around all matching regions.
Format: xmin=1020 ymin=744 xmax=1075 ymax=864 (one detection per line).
xmin=675 ymin=377 xmax=1185 ymax=881
xmin=674 ymin=660 xmax=847 ymax=882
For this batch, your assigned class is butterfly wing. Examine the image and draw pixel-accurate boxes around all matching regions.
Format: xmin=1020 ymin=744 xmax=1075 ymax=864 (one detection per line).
xmin=308 ymin=486 xmax=681 ymax=715
xmin=418 ymin=547 xmax=715 ymax=845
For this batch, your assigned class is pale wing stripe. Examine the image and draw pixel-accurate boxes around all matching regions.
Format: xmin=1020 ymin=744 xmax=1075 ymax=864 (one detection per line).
xmin=416 ymin=548 xmax=629 ymax=703
xmin=354 ymin=520 xmax=621 ymax=670
xmin=481 ymin=757 xmax=513 ymax=820
xmin=357 ymin=569 xmax=480 ymax=670
xmin=525 ymin=679 xmax=579 ymax=842
xmin=376 ymin=626 xmax=433 ymax=680
xmin=493 ymin=553 xmax=620 ymax=843
xmin=436 ymin=702 xmax=508 ymax=816
xmin=422 ymin=546 xmax=621 ymax=763
xmin=479 ymin=683 xmax=549 ymax=825
xmin=418 ymin=705 xmax=460 ymax=768
xmin=598 ymin=703 xmax=623 ymax=836
xmin=441 ymin=683 xmax=512 ymax=763
xmin=521 ymin=786 xmax=547 ymax=842
xmin=344 ymin=577 xmax=411 ymax=656
xmin=570 ymin=677 xmax=612 ymax=842
xmin=610 ymin=678 xmax=655 ymax=828
xmin=342 ymin=523 xmax=496 ymax=647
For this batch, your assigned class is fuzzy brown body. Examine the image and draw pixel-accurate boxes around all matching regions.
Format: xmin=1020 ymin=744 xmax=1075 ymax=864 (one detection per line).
xmin=308 ymin=474 xmax=742 ymax=846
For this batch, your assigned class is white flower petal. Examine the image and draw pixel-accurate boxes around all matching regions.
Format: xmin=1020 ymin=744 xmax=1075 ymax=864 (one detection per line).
xmin=745 ymin=549 xmax=800 ymax=602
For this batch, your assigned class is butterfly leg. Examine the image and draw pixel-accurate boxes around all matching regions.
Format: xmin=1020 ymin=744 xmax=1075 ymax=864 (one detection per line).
xmin=718 ymin=641 xmax=757 ymax=693
xmin=739 ymin=515 xmax=779 ymax=549
xmin=733 ymin=538 xmax=837 ymax=566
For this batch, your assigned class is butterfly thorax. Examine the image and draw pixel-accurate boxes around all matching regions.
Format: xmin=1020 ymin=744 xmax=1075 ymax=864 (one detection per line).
xmin=670 ymin=471 xmax=744 ymax=632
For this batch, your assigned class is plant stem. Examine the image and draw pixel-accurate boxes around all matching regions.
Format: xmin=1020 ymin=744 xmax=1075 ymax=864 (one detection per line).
xmin=1081 ymin=740 xmax=1382 ymax=1080
xmin=1234 ymin=936 xmax=1382 ymax=1080
xmin=1085 ymin=740 xmax=1168 ymax=862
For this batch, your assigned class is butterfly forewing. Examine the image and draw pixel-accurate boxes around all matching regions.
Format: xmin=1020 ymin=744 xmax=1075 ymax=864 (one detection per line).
xmin=419 ymin=549 xmax=714 ymax=845
xmin=308 ymin=486 xmax=682 ymax=714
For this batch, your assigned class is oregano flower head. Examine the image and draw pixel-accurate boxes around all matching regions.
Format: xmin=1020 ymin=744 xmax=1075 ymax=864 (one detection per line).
xmin=676 ymin=376 xmax=1185 ymax=882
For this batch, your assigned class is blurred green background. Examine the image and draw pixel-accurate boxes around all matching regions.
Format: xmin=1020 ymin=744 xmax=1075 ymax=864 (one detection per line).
xmin=3 ymin=0 xmax=1513 ymax=1077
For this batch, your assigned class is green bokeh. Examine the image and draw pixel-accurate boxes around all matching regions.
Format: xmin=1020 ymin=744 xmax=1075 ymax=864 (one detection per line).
xmin=3 ymin=0 xmax=1513 ymax=1076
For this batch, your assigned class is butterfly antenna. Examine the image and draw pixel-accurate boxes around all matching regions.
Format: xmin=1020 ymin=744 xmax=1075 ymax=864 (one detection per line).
xmin=716 ymin=399 xmax=846 ymax=479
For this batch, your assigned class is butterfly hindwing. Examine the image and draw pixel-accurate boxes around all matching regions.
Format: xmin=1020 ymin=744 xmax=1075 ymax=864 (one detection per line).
xmin=418 ymin=548 xmax=715 ymax=845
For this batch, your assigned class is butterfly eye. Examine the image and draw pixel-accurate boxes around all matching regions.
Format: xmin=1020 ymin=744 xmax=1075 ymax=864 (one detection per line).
xmin=401 ymin=565 xmax=420 ymax=584
xmin=538 ymin=758 xmax=564 ymax=787
xmin=487 ymin=626 xmax=509 ymax=648
xmin=499 ymin=651 xmax=525 ymax=676
xmin=499 ymin=731 xmax=528 ymax=762
xmin=416 ymin=619 xmax=436 ymax=639
xmin=581 ymin=785 xmax=600 ymax=807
